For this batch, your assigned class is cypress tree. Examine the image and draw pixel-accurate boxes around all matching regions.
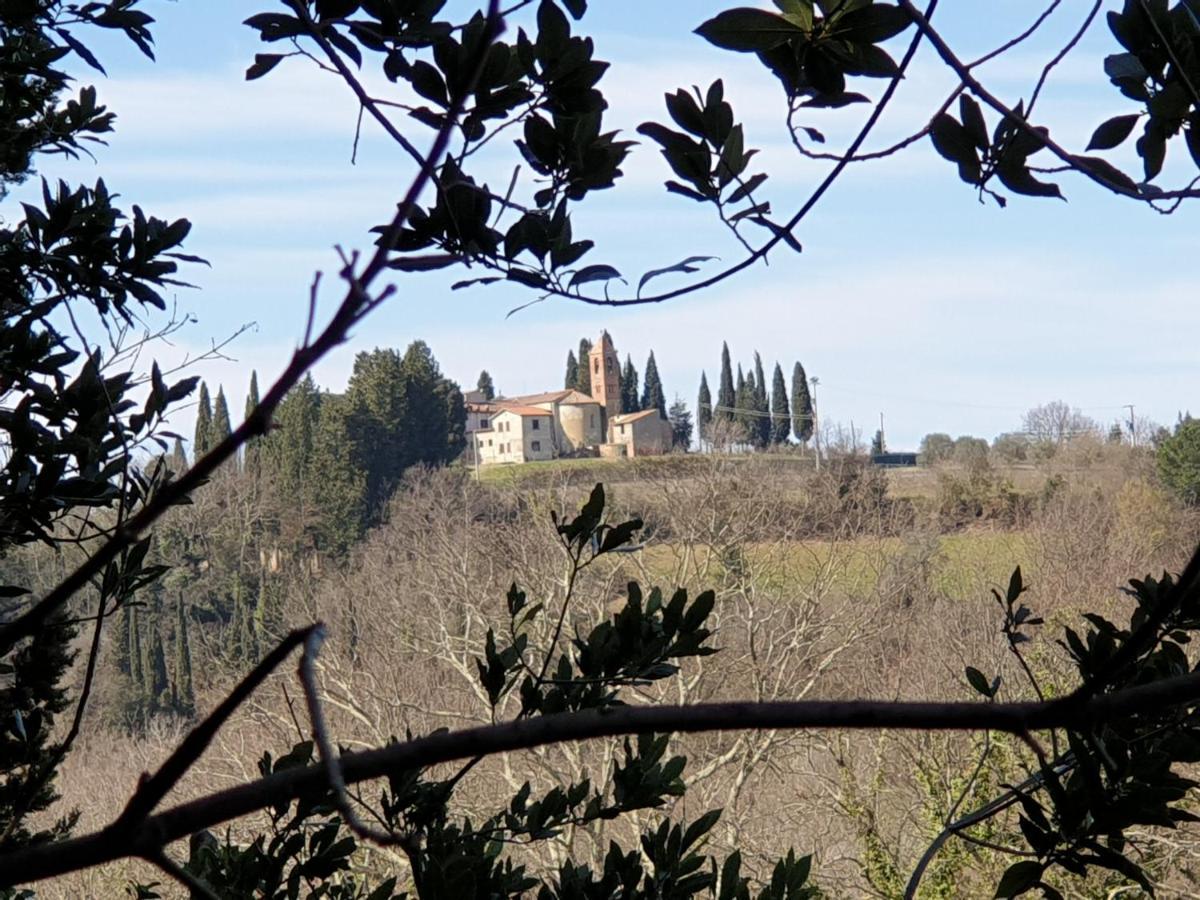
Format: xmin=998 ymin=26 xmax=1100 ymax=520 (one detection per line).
xmin=128 ymin=606 xmax=144 ymax=694
xmin=791 ymin=362 xmax=814 ymax=443
xmin=564 ymin=351 xmax=578 ymax=390
xmin=244 ymin=370 xmax=261 ymax=478
xmin=697 ymin=372 xmax=712 ymax=447
xmin=169 ymin=436 xmax=188 ymax=474
xmin=871 ymin=429 xmax=886 ymax=456
xmin=735 ymin=366 xmax=754 ymax=444
xmin=173 ymin=597 xmax=194 ymax=715
xmin=253 ymin=577 xmax=274 ymax=644
xmin=752 ymin=352 xmax=770 ymax=448
xmin=642 ymin=351 xmax=666 ymax=418
xmin=143 ymin=620 xmax=168 ymax=708
xmin=576 ymin=338 xmax=593 ymax=395
xmin=194 ymin=381 xmax=213 ymax=458
xmin=770 ymin=362 xmax=791 ymax=445
xmin=477 ymin=369 xmax=496 ymax=400
xmin=211 ymin=386 xmax=232 ymax=445
xmin=716 ymin=343 xmax=735 ymax=424
xmin=115 ymin=604 xmax=133 ymax=677
xmin=621 ymin=354 xmax=639 ymax=414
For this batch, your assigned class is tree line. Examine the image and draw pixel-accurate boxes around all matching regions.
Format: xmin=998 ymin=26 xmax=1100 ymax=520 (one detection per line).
xmin=698 ymin=342 xmax=814 ymax=450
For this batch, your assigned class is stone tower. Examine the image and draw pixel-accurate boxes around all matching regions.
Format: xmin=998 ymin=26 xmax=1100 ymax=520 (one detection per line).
xmin=588 ymin=330 xmax=620 ymax=427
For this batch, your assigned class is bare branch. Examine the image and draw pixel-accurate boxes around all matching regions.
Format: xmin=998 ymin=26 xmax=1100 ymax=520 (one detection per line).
xmin=8 ymin=666 xmax=1200 ymax=886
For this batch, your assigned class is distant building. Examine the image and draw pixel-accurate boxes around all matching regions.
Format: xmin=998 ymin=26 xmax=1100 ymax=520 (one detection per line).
xmin=609 ymin=409 xmax=673 ymax=458
xmin=472 ymin=331 xmax=671 ymax=466
xmin=475 ymin=407 xmax=555 ymax=465
xmin=871 ymin=452 xmax=918 ymax=468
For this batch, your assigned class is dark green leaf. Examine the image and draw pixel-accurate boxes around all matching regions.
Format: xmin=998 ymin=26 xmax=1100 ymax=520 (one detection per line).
xmin=1086 ymin=114 xmax=1140 ymax=151
xmin=695 ymin=8 xmax=802 ymax=53
xmin=994 ymin=860 xmax=1044 ymax=898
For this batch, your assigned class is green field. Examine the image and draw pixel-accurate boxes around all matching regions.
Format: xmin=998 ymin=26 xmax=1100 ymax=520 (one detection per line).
xmin=638 ymin=530 xmax=1030 ymax=602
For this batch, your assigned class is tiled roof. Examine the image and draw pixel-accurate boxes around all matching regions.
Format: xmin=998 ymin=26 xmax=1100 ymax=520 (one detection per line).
xmin=501 ymin=389 xmax=573 ymax=405
xmin=558 ymin=390 xmax=600 ymax=405
xmin=611 ymin=409 xmax=661 ymax=424
xmin=466 ymin=402 xmax=499 ymax=413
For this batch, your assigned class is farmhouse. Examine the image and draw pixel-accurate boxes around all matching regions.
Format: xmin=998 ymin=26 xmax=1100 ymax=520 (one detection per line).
xmin=469 ymin=331 xmax=671 ymax=465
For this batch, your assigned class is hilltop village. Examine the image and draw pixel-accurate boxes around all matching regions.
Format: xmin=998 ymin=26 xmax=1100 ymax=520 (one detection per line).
xmin=466 ymin=331 xmax=672 ymax=465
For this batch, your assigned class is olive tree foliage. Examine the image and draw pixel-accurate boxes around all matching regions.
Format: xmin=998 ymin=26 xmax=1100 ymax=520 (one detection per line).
xmin=0 ymin=0 xmax=204 ymax=858
xmin=7 ymin=0 xmax=1200 ymax=898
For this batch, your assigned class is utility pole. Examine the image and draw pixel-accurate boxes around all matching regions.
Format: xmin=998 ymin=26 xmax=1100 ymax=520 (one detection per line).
xmin=879 ymin=411 xmax=885 ymax=454
xmin=1124 ymin=404 xmax=1136 ymax=448
xmin=810 ymin=376 xmax=820 ymax=472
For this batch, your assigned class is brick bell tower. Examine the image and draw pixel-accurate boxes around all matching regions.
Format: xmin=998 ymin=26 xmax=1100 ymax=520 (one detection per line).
xmin=589 ymin=330 xmax=620 ymax=430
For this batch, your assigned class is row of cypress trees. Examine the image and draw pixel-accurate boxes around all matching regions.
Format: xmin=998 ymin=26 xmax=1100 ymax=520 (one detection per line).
xmin=697 ymin=343 xmax=814 ymax=449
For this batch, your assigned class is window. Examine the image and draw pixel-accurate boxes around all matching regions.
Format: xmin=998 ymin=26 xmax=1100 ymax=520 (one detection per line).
xmin=480 ymin=418 xmax=488 ymax=429
xmin=532 ymin=440 xmax=541 ymax=452
xmin=606 ymin=358 xmax=613 ymax=372
xmin=619 ymin=424 xmax=625 ymax=435
xmin=532 ymin=418 xmax=540 ymax=430
xmin=593 ymin=358 xmax=599 ymax=374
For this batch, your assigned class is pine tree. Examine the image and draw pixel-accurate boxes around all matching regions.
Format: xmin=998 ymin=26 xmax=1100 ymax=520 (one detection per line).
xmin=697 ymin=372 xmax=712 ymax=447
xmin=477 ymin=369 xmax=496 ymax=400
xmin=791 ymin=362 xmax=814 ymax=443
xmin=717 ymin=343 xmax=735 ymax=425
xmin=642 ymin=351 xmax=666 ymax=418
xmin=173 ymin=597 xmax=194 ymax=716
xmin=244 ymin=370 xmax=261 ymax=478
xmin=752 ymin=352 xmax=770 ymax=448
xmin=169 ymin=436 xmax=188 ymax=474
xmin=564 ymin=350 xmax=578 ymax=390
xmin=621 ymin=355 xmax=639 ymax=413
xmin=668 ymin=397 xmax=693 ymax=450
xmin=346 ymin=348 xmax=407 ymax=518
xmin=770 ymin=362 xmax=791 ymax=445
xmin=211 ymin=386 xmax=232 ymax=446
xmin=194 ymin=381 xmax=213 ymax=458
xmin=263 ymin=374 xmax=321 ymax=502
xmin=576 ymin=338 xmax=593 ymax=395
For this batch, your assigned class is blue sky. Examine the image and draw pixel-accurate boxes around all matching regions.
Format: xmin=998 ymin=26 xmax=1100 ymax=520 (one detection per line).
xmin=12 ymin=1 xmax=1200 ymax=449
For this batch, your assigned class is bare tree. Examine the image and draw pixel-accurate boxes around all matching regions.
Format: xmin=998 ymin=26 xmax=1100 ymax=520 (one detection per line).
xmin=1021 ymin=400 xmax=1100 ymax=447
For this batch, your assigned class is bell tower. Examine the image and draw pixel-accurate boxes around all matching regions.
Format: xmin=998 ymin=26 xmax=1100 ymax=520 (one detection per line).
xmin=588 ymin=331 xmax=620 ymax=428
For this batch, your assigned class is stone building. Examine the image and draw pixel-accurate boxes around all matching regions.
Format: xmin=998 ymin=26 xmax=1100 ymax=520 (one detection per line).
xmin=474 ymin=406 xmax=555 ymax=465
xmin=472 ymin=331 xmax=672 ymax=465
xmin=609 ymin=409 xmax=673 ymax=458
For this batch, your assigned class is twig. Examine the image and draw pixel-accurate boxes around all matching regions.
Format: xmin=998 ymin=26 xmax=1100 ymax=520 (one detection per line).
xmin=1027 ymin=1 xmax=1102 ymax=115
xmin=145 ymin=850 xmax=221 ymax=900
xmin=298 ymin=625 xmax=400 ymax=845
xmin=0 ymin=0 xmax=507 ymax=654
xmin=9 ymin=666 xmax=1200 ymax=886
xmin=114 ymin=625 xmax=320 ymax=829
